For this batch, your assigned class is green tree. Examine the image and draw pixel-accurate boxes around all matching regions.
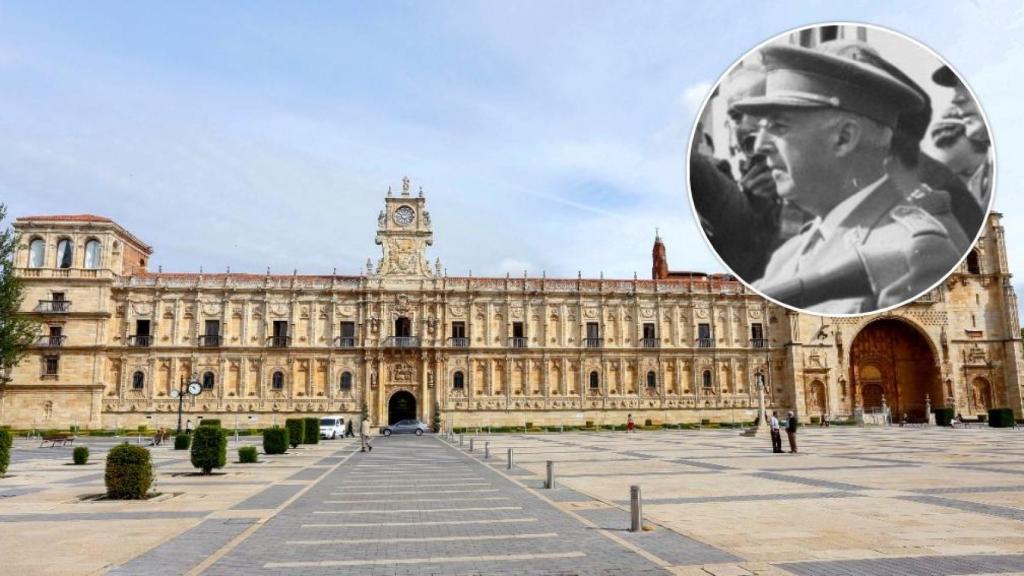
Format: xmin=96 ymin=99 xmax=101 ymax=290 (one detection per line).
xmin=0 ymin=204 xmax=38 ymax=384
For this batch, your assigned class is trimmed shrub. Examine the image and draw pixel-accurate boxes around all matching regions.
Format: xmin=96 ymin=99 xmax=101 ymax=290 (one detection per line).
xmin=238 ymin=446 xmax=259 ymax=463
xmin=644 ymin=418 xmax=653 ymax=426
xmin=199 ymin=419 xmax=221 ymax=427
xmin=190 ymin=425 xmax=227 ymax=474
xmin=174 ymin=434 xmax=191 ymax=450
xmin=302 ymin=417 xmax=320 ymax=445
xmin=585 ymin=420 xmax=594 ymax=428
xmin=0 ymin=428 xmax=12 ymax=477
xmin=988 ymin=408 xmax=1015 ymax=428
xmin=285 ymin=419 xmax=305 ymax=448
xmin=73 ymin=446 xmax=89 ymax=465
xmin=700 ymin=418 xmax=711 ymax=426
xmin=810 ymin=416 xmax=821 ymax=424
xmin=137 ymin=424 xmax=148 ymax=434
xmin=263 ymin=427 xmax=288 ymax=454
xmin=933 ymin=407 xmax=955 ymax=426
xmin=105 ymin=443 xmax=153 ymax=499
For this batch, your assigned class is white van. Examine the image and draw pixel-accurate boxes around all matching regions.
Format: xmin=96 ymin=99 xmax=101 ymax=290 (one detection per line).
xmin=319 ymin=415 xmax=347 ymax=439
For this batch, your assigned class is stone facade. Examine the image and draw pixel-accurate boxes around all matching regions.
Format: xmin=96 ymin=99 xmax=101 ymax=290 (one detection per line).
xmin=4 ymin=182 xmax=1023 ymax=430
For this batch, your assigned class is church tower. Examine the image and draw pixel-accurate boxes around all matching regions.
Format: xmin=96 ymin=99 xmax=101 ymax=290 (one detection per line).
xmin=373 ymin=177 xmax=436 ymax=278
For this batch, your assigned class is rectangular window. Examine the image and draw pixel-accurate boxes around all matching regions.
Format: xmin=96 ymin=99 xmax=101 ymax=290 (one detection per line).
xmin=642 ymin=323 xmax=657 ymax=348
xmin=133 ymin=319 xmax=152 ymax=347
xmin=52 ymin=292 xmax=65 ymax=301
xmin=273 ymin=321 xmax=288 ymax=337
xmin=451 ymin=321 xmax=466 ymax=339
xmin=512 ymin=322 xmax=524 ymax=339
xmin=338 ymin=321 xmax=356 ymax=347
xmin=751 ymin=323 xmax=765 ymax=348
xmin=44 ymin=356 xmax=59 ymax=376
xmin=586 ymin=322 xmax=601 ymax=348
xmin=698 ymin=323 xmax=712 ymax=348
xmin=205 ymin=320 xmax=220 ymax=336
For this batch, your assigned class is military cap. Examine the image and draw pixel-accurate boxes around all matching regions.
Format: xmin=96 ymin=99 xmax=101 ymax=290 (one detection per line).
xmin=722 ymin=63 xmax=766 ymax=115
xmin=932 ymin=64 xmax=959 ymax=87
xmin=818 ymin=40 xmax=932 ymax=145
xmin=733 ymin=44 xmax=925 ymax=128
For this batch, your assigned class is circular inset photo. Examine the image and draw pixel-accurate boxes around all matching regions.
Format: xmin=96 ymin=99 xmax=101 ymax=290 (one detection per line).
xmin=688 ymin=23 xmax=994 ymax=315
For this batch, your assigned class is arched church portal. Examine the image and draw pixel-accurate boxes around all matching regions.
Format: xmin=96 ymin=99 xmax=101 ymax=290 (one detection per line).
xmin=850 ymin=319 xmax=940 ymax=420
xmin=388 ymin=390 xmax=417 ymax=424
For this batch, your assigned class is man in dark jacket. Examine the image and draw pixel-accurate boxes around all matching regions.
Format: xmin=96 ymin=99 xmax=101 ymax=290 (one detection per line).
xmin=785 ymin=411 xmax=798 ymax=453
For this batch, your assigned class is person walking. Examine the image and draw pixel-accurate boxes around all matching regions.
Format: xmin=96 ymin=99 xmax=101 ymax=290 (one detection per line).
xmin=786 ymin=411 xmax=799 ymax=453
xmin=345 ymin=420 xmax=354 ymax=438
xmin=626 ymin=414 xmax=636 ymax=434
xmin=770 ymin=411 xmax=783 ymax=453
xmin=360 ymin=418 xmax=373 ymax=452
xmin=185 ymin=419 xmax=193 ymax=435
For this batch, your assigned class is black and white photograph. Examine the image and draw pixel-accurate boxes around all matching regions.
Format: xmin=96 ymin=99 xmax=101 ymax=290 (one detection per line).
xmin=689 ymin=23 xmax=994 ymax=315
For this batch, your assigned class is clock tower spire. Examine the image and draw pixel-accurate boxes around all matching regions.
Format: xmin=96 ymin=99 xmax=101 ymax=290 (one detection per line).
xmin=373 ymin=176 xmax=435 ymax=277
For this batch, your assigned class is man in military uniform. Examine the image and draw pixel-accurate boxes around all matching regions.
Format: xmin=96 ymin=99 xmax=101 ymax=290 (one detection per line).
xmin=930 ymin=65 xmax=993 ymax=213
xmin=734 ymin=44 xmax=962 ymax=313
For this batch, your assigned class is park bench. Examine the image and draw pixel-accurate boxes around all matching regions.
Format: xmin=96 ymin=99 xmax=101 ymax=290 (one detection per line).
xmin=40 ymin=434 xmax=75 ymax=447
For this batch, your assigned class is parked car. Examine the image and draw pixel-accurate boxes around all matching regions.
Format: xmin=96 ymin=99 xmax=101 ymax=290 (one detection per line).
xmin=319 ymin=415 xmax=347 ymax=439
xmin=381 ymin=419 xmax=429 ymax=436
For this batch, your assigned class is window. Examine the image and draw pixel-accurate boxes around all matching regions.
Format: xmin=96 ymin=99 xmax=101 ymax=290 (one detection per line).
xmin=340 ymin=371 xmax=353 ymax=392
xmin=48 ymin=326 xmax=63 ymax=347
xmin=44 ymin=356 xmax=60 ymax=376
xmin=511 ymin=321 xmax=526 ymax=347
xmin=453 ymin=371 xmax=465 ymax=390
xmin=339 ymin=321 xmax=355 ymax=347
xmin=647 ymin=371 xmax=657 ymax=389
xmin=820 ymin=25 xmax=839 ymax=42
xmin=29 ymin=238 xmax=45 ymax=268
xmin=450 ymin=321 xmax=467 ymax=346
xmin=132 ymin=371 xmax=145 ymax=389
xmin=702 ymin=370 xmax=712 ymax=389
xmin=698 ymin=323 xmax=712 ymax=348
xmin=202 ymin=371 xmax=215 ymax=390
xmin=202 ymin=320 xmax=221 ymax=346
xmin=395 ymin=317 xmax=411 ymax=337
xmin=589 ymin=371 xmax=600 ymax=390
xmin=751 ymin=323 xmax=765 ymax=348
xmin=586 ymin=322 xmax=601 ymax=348
xmin=966 ymin=250 xmax=981 ymax=274
xmin=642 ymin=323 xmax=656 ymax=347
xmin=52 ymin=292 xmax=65 ymax=302
xmin=56 ymin=239 xmax=73 ymax=269
xmin=271 ymin=321 xmax=289 ymax=346
xmin=133 ymin=319 xmax=151 ymax=346
xmin=272 ymin=371 xmax=284 ymax=390
xmin=84 ymin=239 xmax=102 ymax=269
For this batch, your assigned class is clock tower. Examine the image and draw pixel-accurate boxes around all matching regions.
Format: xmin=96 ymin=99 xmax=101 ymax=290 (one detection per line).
xmin=373 ymin=177 xmax=436 ymax=278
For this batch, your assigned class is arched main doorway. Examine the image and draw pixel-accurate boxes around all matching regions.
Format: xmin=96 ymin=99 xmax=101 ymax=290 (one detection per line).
xmin=850 ymin=319 xmax=940 ymax=420
xmin=388 ymin=390 xmax=417 ymax=424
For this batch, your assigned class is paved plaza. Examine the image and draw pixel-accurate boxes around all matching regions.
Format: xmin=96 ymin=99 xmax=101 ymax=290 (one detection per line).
xmin=1 ymin=427 xmax=1023 ymax=575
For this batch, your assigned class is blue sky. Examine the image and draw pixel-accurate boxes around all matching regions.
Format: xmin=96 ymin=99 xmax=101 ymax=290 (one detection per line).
xmin=1 ymin=1 xmax=1022 ymax=284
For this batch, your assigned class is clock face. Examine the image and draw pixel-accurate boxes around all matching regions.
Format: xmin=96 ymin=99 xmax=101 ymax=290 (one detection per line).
xmin=393 ymin=206 xmax=415 ymax=226
xmin=187 ymin=382 xmax=202 ymax=396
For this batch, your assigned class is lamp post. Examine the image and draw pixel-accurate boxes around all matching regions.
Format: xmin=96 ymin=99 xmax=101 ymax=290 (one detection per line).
xmin=173 ymin=374 xmax=203 ymax=434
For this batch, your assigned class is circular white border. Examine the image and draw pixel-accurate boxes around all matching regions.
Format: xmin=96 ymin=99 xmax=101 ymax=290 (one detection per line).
xmin=685 ymin=20 xmax=998 ymax=318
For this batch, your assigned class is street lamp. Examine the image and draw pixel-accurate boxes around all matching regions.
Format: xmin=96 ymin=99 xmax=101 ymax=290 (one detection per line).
xmin=172 ymin=374 xmax=203 ymax=434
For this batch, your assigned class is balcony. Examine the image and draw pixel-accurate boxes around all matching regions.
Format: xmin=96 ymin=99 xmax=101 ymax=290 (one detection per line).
xmin=509 ymin=337 xmax=528 ymax=349
xmin=267 ymin=336 xmax=291 ymax=348
xmin=127 ymin=334 xmax=153 ymax=347
xmin=334 ymin=336 xmax=356 ymax=348
xmin=448 ymin=337 xmax=469 ymax=348
xmin=36 ymin=335 xmax=67 ymax=348
xmin=199 ymin=334 xmax=222 ymax=348
xmin=696 ymin=337 xmax=714 ymax=349
xmin=750 ymin=338 xmax=767 ymax=349
xmin=640 ymin=337 xmax=659 ymax=348
xmin=584 ymin=338 xmax=602 ymax=349
xmin=36 ymin=300 xmax=71 ymax=313
xmin=384 ymin=336 xmax=420 ymax=348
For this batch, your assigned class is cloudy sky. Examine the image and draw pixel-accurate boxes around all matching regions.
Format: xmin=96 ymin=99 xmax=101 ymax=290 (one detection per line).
xmin=1 ymin=1 xmax=1022 ymax=284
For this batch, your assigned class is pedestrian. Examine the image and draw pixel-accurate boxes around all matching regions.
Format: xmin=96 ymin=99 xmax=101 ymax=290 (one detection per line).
xmin=770 ymin=411 xmax=783 ymax=453
xmin=900 ymin=412 xmax=908 ymax=427
xmin=345 ymin=420 xmax=354 ymax=438
xmin=185 ymin=419 xmax=193 ymax=435
xmin=626 ymin=413 xmax=635 ymax=434
xmin=786 ymin=411 xmax=798 ymax=453
xmin=360 ymin=418 xmax=373 ymax=452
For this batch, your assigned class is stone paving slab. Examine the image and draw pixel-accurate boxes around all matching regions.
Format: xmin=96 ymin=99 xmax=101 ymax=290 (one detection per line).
xmin=108 ymin=517 xmax=257 ymax=575
xmin=229 ymin=483 xmax=305 ymax=510
xmin=778 ymin=553 xmax=1024 ymax=575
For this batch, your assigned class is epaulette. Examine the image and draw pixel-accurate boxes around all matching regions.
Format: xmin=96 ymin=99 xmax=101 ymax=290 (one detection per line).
xmin=890 ymin=204 xmax=949 ymax=237
xmin=908 ymin=184 xmax=953 ymax=215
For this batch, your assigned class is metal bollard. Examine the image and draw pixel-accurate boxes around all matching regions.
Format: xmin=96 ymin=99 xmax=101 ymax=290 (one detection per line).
xmin=507 ymin=447 xmax=514 ymax=470
xmin=485 ymin=442 xmax=490 ymax=459
xmin=459 ymin=434 xmax=464 ymax=447
xmin=546 ymin=460 xmax=556 ymax=489
xmin=470 ymin=438 xmax=475 ymax=452
xmin=630 ymin=485 xmax=643 ymax=532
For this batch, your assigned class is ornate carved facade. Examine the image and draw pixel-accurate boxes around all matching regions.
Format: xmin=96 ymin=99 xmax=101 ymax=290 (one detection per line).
xmin=4 ymin=182 xmax=1023 ymax=429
